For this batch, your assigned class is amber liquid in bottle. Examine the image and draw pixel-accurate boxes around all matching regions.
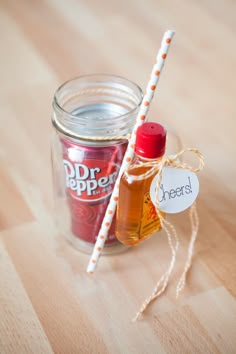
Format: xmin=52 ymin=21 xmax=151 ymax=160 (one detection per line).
xmin=116 ymin=157 xmax=163 ymax=246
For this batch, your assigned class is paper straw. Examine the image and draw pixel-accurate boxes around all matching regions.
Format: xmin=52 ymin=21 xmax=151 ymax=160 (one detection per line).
xmin=87 ymin=29 xmax=175 ymax=274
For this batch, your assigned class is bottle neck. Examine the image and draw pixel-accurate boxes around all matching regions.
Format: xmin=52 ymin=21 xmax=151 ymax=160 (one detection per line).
xmin=135 ymin=153 xmax=164 ymax=163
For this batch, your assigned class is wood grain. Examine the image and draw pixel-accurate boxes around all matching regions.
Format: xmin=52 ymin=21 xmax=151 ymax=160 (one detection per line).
xmin=0 ymin=240 xmax=53 ymax=353
xmin=0 ymin=0 xmax=236 ymax=353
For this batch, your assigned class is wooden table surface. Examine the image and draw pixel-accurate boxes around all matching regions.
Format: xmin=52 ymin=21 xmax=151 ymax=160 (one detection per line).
xmin=1 ymin=0 xmax=236 ymax=353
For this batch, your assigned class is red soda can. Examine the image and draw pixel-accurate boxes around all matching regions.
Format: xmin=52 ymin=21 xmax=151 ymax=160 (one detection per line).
xmin=51 ymin=75 xmax=142 ymax=254
xmin=62 ymin=137 xmax=127 ymax=244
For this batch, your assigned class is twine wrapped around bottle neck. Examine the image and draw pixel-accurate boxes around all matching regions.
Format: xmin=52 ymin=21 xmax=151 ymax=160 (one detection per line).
xmin=124 ymin=148 xmax=204 ymax=321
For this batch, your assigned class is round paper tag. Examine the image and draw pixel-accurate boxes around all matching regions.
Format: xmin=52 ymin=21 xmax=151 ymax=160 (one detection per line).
xmin=150 ymin=167 xmax=199 ymax=214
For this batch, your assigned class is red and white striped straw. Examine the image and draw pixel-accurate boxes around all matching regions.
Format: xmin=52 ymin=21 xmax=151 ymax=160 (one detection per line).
xmin=87 ymin=29 xmax=175 ymax=274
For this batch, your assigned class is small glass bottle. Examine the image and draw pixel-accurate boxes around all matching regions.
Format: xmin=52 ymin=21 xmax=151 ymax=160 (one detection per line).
xmin=115 ymin=122 xmax=166 ymax=246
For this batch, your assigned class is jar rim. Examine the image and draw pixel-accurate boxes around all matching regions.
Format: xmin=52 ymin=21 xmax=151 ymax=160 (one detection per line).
xmin=52 ymin=74 xmax=143 ymax=139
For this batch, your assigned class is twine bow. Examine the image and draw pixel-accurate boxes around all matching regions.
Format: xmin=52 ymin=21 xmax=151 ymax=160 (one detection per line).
xmin=128 ymin=148 xmax=204 ymax=321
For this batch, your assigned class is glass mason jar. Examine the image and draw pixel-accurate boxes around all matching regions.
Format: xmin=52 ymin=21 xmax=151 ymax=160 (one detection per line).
xmin=51 ymin=74 xmax=143 ymax=254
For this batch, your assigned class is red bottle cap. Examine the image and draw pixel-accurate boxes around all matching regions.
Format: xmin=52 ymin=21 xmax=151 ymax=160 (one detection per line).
xmin=135 ymin=122 xmax=166 ymax=158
